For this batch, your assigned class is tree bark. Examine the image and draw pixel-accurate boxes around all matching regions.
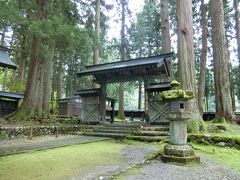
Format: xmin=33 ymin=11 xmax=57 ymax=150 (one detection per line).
xmin=234 ymin=0 xmax=240 ymax=99
xmin=42 ymin=43 xmax=55 ymax=114
xmin=225 ymin=32 xmax=236 ymax=112
xmin=118 ymin=0 xmax=126 ymax=119
xmin=198 ymin=0 xmax=208 ymax=117
xmin=2 ymin=67 xmax=8 ymax=91
xmin=17 ymin=27 xmax=28 ymax=83
xmin=36 ymin=63 xmax=43 ymax=117
xmin=210 ymin=0 xmax=235 ymax=122
xmin=176 ymin=0 xmax=206 ymax=132
xmin=57 ymin=71 xmax=63 ymax=101
xmin=161 ymin=0 xmax=173 ymax=79
xmin=93 ymin=0 xmax=100 ymax=88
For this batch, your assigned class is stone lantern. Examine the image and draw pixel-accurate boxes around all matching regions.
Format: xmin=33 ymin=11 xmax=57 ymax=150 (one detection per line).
xmin=160 ymin=80 xmax=200 ymax=165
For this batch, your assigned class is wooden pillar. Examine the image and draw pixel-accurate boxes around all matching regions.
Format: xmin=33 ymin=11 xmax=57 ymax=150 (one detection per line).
xmin=111 ymin=100 xmax=115 ymax=123
xmin=144 ymin=76 xmax=149 ymax=124
xmin=100 ymin=83 xmax=106 ymax=123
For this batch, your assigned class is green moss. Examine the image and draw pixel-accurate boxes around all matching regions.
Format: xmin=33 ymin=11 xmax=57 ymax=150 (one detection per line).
xmin=192 ymin=143 xmax=240 ymax=173
xmin=161 ymin=90 xmax=194 ymax=101
xmin=187 ymin=119 xmax=200 ymax=132
xmin=115 ymin=117 xmax=125 ymax=122
xmin=170 ymin=80 xmax=180 ymax=87
xmin=188 ymin=133 xmax=240 ymax=149
xmin=213 ymin=117 xmax=227 ymax=123
xmin=0 ymin=141 xmax=125 ymax=180
xmin=206 ymin=122 xmax=240 ymax=136
xmin=9 ymin=80 xmax=26 ymax=93
xmin=187 ymin=119 xmax=207 ymax=133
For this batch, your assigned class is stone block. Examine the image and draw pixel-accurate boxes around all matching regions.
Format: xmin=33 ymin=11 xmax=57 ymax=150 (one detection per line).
xmin=164 ymin=145 xmax=194 ymax=157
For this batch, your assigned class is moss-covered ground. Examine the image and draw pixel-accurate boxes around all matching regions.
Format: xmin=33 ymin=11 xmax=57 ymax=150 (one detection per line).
xmin=0 ymin=140 xmax=126 ymax=180
xmin=192 ymin=143 xmax=240 ymax=173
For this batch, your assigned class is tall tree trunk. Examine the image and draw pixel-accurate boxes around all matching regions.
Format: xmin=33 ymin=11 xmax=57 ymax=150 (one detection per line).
xmin=42 ymin=43 xmax=55 ymax=114
xmin=2 ymin=67 xmax=8 ymax=91
xmin=176 ymin=0 xmax=206 ymax=132
xmin=198 ymin=0 xmax=208 ymax=117
xmin=57 ymin=71 xmax=63 ymax=100
xmin=210 ymin=0 xmax=235 ymax=122
xmin=205 ymin=96 xmax=209 ymax=112
xmin=118 ymin=0 xmax=126 ymax=119
xmin=1 ymin=28 xmax=7 ymax=91
xmin=1 ymin=27 xmax=6 ymax=46
xmin=93 ymin=0 xmax=100 ymax=88
xmin=17 ymin=27 xmax=27 ymax=83
xmin=11 ymin=0 xmax=47 ymax=121
xmin=234 ymin=0 xmax=240 ymax=99
xmin=225 ymin=32 xmax=236 ymax=111
xmin=161 ymin=0 xmax=173 ymax=79
xmin=36 ymin=63 xmax=44 ymax=117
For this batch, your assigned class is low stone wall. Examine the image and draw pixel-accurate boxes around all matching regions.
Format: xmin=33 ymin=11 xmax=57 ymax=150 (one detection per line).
xmin=188 ymin=133 xmax=240 ymax=149
xmin=0 ymin=125 xmax=86 ymax=140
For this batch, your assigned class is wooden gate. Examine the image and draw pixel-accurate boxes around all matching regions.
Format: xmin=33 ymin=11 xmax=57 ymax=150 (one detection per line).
xmin=149 ymin=100 xmax=169 ymax=124
xmin=80 ymin=96 xmax=100 ymax=123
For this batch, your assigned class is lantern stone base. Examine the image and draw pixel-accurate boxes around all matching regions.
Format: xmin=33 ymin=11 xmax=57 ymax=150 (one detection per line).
xmin=161 ymin=144 xmax=200 ymax=165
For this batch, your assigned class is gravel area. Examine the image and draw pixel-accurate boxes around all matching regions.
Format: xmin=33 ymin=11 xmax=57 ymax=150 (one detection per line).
xmin=79 ymin=145 xmax=159 ymax=180
xmin=120 ymin=145 xmax=158 ymax=166
xmin=123 ymin=156 xmax=240 ymax=180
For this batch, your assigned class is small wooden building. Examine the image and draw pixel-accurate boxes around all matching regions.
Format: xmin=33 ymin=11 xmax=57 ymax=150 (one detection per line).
xmin=58 ymin=96 xmax=81 ymax=116
xmin=58 ymin=89 xmax=115 ymax=123
xmin=77 ymin=53 xmax=174 ymax=124
xmin=0 ymin=91 xmax=24 ymax=117
xmin=75 ymin=89 xmax=115 ymax=123
xmin=0 ymin=46 xmax=22 ymax=117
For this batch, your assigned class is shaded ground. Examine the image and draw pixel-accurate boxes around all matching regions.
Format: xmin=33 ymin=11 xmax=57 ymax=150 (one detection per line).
xmin=0 ymin=135 xmax=109 ymax=156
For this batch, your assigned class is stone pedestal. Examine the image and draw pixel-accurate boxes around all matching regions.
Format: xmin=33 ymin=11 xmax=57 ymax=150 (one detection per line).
xmin=161 ymin=145 xmax=200 ymax=164
xmin=161 ymin=112 xmax=200 ymax=165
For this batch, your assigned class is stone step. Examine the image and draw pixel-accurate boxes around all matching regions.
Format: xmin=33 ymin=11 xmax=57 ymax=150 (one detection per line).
xmin=96 ymin=126 xmax=139 ymax=131
xmin=126 ymin=135 xmax=168 ymax=142
xmin=141 ymin=126 xmax=169 ymax=131
xmin=103 ymin=123 xmax=142 ymax=128
xmin=92 ymin=128 xmax=135 ymax=134
xmin=150 ymin=121 xmax=170 ymax=126
xmin=133 ymin=131 xmax=169 ymax=136
xmin=82 ymin=132 xmax=126 ymax=139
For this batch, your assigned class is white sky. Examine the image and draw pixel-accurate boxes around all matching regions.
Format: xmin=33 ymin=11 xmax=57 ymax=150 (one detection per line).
xmin=106 ymin=0 xmax=145 ymax=40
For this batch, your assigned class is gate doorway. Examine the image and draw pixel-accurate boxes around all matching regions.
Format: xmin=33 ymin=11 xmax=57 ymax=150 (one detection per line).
xmin=77 ymin=53 xmax=173 ymax=125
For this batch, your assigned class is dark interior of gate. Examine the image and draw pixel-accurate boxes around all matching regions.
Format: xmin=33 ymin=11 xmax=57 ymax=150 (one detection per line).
xmin=75 ymin=52 xmax=174 ymax=125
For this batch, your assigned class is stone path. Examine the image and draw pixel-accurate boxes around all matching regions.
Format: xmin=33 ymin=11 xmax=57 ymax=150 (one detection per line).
xmin=80 ymin=145 xmax=158 ymax=180
xmin=0 ymin=135 xmax=109 ymax=156
xmin=119 ymin=156 xmax=240 ymax=180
